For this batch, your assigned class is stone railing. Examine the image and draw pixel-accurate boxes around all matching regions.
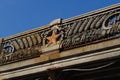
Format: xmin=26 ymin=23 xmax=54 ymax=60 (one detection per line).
xmin=61 ymin=4 xmax=120 ymax=50
xmin=0 ymin=3 xmax=120 ymax=65
xmin=0 ymin=18 xmax=63 ymax=65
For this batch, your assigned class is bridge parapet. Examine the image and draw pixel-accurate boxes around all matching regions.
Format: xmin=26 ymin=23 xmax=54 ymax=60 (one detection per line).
xmin=0 ymin=3 xmax=120 ymax=66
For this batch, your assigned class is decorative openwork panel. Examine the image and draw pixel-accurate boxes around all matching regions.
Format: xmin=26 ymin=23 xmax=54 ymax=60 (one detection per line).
xmin=61 ymin=7 xmax=120 ymax=50
xmin=0 ymin=32 xmax=42 ymax=65
xmin=0 ymin=4 xmax=120 ymax=65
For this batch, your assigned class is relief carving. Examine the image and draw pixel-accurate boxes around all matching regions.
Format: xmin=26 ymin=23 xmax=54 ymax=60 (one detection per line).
xmin=0 ymin=7 xmax=120 ymax=65
xmin=41 ymin=19 xmax=64 ymax=47
xmin=102 ymin=12 xmax=120 ymax=29
xmin=46 ymin=30 xmax=60 ymax=47
xmin=0 ymin=32 xmax=42 ymax=65
xmin=0 ymin=46 xmax=41 ymax=65
xmin=0 ymin=19 xmax=63 ymax=65
xmin=61 ymin=11 xmax=120 ymax=50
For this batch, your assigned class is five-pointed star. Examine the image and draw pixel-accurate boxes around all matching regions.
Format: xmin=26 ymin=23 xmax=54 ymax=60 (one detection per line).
xmin=46 ymin=31 xmax=60 ymax=45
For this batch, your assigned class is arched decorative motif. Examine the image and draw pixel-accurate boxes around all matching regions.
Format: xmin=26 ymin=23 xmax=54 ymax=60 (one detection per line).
xmin=61 ymin=11 xmax=120 ymax=50
xmin=102 ymin=12 xmax=120 ymax=29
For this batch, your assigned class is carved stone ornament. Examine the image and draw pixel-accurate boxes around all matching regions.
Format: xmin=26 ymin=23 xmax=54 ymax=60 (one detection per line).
xmin=46 ymin=31 xmax=60 ymax=46
xmin=0 ymin=32 xmax=42 ymax=65
xmin=41 ymin=19 xmax=63 ymax=46
xmin=102 ymin=12 xmax=120 ymax=30
xmin=61 ymin=11 xmax=120 ymax=50
xmin=1 ymin=5 xmax=120 ymax=65
xmin=41 ymin=19 xmax=64 ymax=52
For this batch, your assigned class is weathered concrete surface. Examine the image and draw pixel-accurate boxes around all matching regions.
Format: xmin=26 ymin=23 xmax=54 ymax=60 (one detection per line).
xmin=0 ymin=36 xmax=120 ymax=73
xmin=0 ymin=46 xmax=120 ymax=79
xmin=0 ymin=36 xmax=120 ymax=79
xmin=61 ymin=36 xmax=120 ymax=57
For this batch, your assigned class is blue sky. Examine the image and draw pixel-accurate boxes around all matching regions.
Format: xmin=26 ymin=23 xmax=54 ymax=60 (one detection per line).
xmin=0 ymin=0 xmax=120 ymax=37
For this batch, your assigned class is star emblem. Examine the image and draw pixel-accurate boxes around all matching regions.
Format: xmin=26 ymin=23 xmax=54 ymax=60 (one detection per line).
xmin=46 ymin=31 xmax=60 ymax=46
